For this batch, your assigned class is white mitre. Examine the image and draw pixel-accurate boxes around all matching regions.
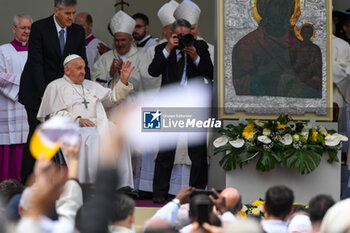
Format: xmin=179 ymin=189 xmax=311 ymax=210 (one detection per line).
xmin=174 ymin=0 xmax=201 ymax=25
xmin=110 ymin=10 xmax=136 ymax=35
xmin=64 ymin=54 xmax=81 ymax=66
xmin=157 ymin=0 xmax=179 ymax=26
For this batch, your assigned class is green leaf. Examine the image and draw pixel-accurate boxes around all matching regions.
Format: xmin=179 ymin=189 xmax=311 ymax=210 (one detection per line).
xmin=214 ymin=144 xmax=232 ymax=155
xmin=219 ymin=151 xmax=237 ymax=171
xmin=326 ymin=149 xmax=339 ymax=163
xmin=256 ymin=151 xmax=275 ymax=172
xmin=237 ymin=150 xmax=258 ymax=163
xmin=270 ymin=150 xmax=283 ymax=164
xmin=285 ymin=149 xmax=322 ymax=175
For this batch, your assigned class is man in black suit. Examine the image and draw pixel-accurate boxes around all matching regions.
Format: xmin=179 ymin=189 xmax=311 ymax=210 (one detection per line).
xmin=19 ymin=0 xmax=90 ymax=183
xmin=148 ymin=19 xmax=213 ymax=203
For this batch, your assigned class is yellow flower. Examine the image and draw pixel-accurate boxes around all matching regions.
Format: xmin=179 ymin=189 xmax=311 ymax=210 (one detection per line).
xmin=251 ymin=200 xmax=263 ymax=207
xmin=242 ymin=123 xmax=255 ymax=139
xmin=312 ymin=129 xmax=318 ymax=142
xmin=277 ymin=124 xmax=286 ymax=130
xmin=242 ymin=131 xmax=255 ymax=139
xmin=326 ymin=133 xmax=331 ymax=136
xmin=240 ymin=210 xmax=247 ymax=219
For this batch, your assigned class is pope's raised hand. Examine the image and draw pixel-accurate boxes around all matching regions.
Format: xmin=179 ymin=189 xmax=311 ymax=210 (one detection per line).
xmin=120 ymin=60 xmax=135 ymax=85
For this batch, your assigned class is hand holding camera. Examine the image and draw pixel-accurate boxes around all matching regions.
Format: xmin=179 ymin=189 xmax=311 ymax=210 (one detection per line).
xmin=209 ymin=188 xmax=227 ymax=215
xmin=165 ymin=33 xmax=179 ymax=53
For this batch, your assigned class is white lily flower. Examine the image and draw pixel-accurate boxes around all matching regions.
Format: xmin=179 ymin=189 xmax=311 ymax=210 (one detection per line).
xmin=246 ymin=135 xmax=254 ymax=141
xmin=301 ymin=128 xmax=309 ymax=140
xmin=286 ymin=122 xmax=296 ymax=131
xmin=280 ymin=134 xmax=293 ymax=145
xmin=263 ymin=128 xmax=271 ymax=136
xmin=258 ymin=135 xmax=271 ymax=144
xmin=333 ymin=133 xmax=348 ymax=142
xmin=318 ymin=126 xmax=327 ymax=136
xmin=229 ymin=138 xmax=245 ymax=148
xmin=213 ymin=136 xmax=229 ymax=148
xmin=325 ymin=135 xmax=341 ymax=147
xmin=293 ymin=134 xmax=300 ymax=141
xmin=255 ymin=120 xmax=264 ymax=127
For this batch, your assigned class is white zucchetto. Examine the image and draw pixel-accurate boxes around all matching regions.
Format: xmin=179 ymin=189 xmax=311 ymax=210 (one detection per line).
xmin=63 ymin=54 xmax=81 ymax=66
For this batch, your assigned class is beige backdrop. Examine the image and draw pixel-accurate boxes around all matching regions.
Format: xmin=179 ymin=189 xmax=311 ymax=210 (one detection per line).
xmin=0 ymin=0 xmax=215 ymax=47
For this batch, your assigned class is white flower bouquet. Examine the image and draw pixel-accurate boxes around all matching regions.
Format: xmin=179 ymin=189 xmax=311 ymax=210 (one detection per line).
xmin=213 ymin=115 xmax=348 ymax=174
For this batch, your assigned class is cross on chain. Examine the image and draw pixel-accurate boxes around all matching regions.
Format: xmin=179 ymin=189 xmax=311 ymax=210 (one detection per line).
xmin=114 ymin=0 xmax=129 ymax=11
xmin=82 ymin=98 xmax=89 ymax=109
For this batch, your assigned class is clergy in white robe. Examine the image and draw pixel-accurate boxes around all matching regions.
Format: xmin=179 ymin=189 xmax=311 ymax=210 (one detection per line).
xmin=37 ymin=55 xmax=134 ymax=186
xmin=0 ymin=15 xmax=32 ymax=182
xmin=92 ymin=11 xmax=142 ymax=95
xmin=74 ymin=12 xmax=109 ymax=71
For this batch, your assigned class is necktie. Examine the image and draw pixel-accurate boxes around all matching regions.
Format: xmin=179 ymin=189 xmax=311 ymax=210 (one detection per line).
xmin=178 ymin=51 xmax=185 ymax=81
xmin=59 ymin=29 xmax=65 ymax=55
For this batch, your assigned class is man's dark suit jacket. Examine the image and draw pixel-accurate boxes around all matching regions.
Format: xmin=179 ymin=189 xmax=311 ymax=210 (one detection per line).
xmin=148 ymin=40 xmax=213 ymax=86
xmin=19 ymin=15 xmax=90 ymax=110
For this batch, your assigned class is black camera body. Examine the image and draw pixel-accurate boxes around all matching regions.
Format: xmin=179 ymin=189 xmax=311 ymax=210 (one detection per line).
xmin=175 ymin=33 xmax=195 ymax=50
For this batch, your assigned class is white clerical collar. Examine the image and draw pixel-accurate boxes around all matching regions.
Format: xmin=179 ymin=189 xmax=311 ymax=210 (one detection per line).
xmin=53 ymin=14 xmax=67 ymax=34
xmin=63 ymin=75 xmax=85 ymax=85
xmin=15 ymin=38 xmax=27 ymax=46
xmin=137 ymin=35 xmax=151 ymax=44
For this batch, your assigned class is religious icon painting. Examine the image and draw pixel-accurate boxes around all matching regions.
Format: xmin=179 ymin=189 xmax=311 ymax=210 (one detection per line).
xmin=217 ymin=0 xmax=332 ymax=120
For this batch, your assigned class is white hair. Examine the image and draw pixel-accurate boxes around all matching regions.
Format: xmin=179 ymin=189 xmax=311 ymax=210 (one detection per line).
xmin=13 ymin=14 xmax=33 ymax=27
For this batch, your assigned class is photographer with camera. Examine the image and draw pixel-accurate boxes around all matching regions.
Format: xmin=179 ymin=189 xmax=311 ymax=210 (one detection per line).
xmin=148 ymin=18 xmax=213 ymax=204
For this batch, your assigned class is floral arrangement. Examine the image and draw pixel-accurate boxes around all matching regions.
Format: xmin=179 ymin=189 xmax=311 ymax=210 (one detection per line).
xmin=213 ymin=115 xmax=348 ymax=175
xmin=240 ymin=199 xmax=308 ymax=218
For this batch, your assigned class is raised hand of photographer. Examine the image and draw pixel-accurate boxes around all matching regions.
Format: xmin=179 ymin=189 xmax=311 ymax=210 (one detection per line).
xmin=165 ymin=33 xmax=179 ymax=53
xmin=176 ymin=186 xmax=195 ymax=204
xmin=120 ymin=60 xmax=135 ymax=85
xmin=184 ymin=46 xmax=198 ymax=61
xmin=209 ymin=188 xmax=227 ymax=215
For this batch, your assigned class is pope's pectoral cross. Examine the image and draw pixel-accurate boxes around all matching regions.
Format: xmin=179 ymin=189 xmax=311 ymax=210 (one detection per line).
xmin=82 ymin=98 xmax=89 ymax=109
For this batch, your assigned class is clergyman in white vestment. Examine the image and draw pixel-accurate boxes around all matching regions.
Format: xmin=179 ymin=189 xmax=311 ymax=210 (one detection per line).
xmin=0 ymin=15 xmax=32 ymax=182
xmin=91 ymin=10 xmax=143 ymax=95
xmin=37 ymin=55 xmax=134 ymax=187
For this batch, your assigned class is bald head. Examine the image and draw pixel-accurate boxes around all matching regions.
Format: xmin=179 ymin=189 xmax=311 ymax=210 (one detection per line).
xmin=221 ymin=187 xmax=242 ymax=214
xmin=74 ymin=12 xmax=93 ymax=37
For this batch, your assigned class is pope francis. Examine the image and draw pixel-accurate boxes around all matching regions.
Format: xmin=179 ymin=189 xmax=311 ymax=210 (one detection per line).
xmin=37 ymin=54 xmax=134 ymax=186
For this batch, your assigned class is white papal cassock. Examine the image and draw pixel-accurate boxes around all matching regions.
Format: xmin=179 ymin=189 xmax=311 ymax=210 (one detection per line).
xmin=37 ymin=75 xmax=134 ymax=187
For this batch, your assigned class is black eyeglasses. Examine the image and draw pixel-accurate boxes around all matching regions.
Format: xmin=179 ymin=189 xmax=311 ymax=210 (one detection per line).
xmin=135 ymin=24 xmax=146 ymax=29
